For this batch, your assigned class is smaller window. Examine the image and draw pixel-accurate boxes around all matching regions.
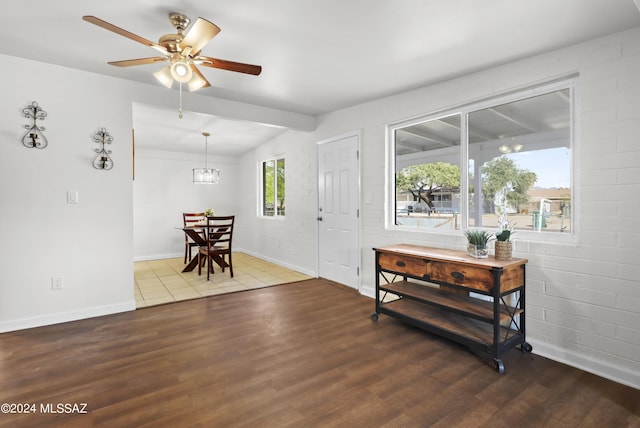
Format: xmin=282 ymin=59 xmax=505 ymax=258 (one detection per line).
xmin=260 ymin=157 xmax=285 ymax=217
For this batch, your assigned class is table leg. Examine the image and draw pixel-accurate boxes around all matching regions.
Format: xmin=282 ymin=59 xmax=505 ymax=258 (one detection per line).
xmin=182 ymin=254 xmax=200 ymax=273
xmin=181 ymin=228 xmax=207 ymax=272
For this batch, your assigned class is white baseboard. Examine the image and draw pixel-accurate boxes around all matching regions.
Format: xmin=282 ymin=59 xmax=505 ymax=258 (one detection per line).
xmin=359 ymin=284 xmax=375 ymax=299
xmin=0 ymin=300 xmax=136 ymax=333
xmin=528 ymin=339 xmax=640 ymax=390
xmin=234 ymin=247 xmax=317 ymax=277
xmin=360 ymin=283 xmax=638 ymax=390
xmin=133 ymin=253 xmax=182 ymax=262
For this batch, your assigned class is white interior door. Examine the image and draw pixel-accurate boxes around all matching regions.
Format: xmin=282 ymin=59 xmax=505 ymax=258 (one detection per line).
xmin=317 ymin=133 xmax=359 ymax=289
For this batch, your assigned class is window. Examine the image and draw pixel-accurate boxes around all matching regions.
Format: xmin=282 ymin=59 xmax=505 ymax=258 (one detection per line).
xmin=390 ymin=79 xmax=574 ymax=236
xmin=260 ymin=157 xmax=285 ymax=217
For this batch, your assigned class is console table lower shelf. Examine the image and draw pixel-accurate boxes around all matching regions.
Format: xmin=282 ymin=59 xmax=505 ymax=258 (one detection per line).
xmin=372 ymin=244 xmax=532 ymax=374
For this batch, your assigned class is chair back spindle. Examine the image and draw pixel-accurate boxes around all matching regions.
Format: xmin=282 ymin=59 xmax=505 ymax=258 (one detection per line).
xmin=198 ymin=215 xmax=235 ymax=279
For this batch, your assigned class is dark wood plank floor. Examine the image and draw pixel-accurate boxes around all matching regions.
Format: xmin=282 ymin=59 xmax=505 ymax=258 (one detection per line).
xmin=1 ymin=279 xmax=638 ymax=427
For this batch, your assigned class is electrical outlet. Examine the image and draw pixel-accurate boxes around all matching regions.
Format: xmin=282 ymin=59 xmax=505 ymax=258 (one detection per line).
xmin=51 ymin=277 xmax=64 ymax=290
xmin=67 ymin=190 xmax=79 ymax=204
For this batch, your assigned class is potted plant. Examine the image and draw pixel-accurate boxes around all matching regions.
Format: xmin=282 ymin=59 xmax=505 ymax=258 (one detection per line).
xmin=494 ymin=224 xmax=515 ymax=261
xmin=204 ymin=208 xmax=215 ymax=217
xmin=464 ymin=229 xmax=491 ymax=258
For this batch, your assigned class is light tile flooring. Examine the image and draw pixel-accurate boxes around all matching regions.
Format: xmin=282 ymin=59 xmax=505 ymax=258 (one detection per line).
xmin=134 ymin=252 xmax=312 ymax=308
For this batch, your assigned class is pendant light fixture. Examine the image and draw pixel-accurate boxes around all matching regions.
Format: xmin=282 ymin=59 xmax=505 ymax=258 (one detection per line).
xmin=193 ymin=132 xmax=220 ymax=184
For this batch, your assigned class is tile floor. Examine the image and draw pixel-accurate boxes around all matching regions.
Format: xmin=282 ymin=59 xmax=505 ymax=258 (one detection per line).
xmin=134 ymin=252 xmax=312 ymax=308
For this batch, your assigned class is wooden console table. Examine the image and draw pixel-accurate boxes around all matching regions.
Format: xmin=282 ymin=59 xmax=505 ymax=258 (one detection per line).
xmin=372 ymin=244 xmax=531 ymax=373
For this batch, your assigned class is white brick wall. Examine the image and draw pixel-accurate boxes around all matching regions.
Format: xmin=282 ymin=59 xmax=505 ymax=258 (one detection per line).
xmin=245 ymin=27 xmax=640 ymax=387
xmin=236 ymin=130 xmax=318 ymax=276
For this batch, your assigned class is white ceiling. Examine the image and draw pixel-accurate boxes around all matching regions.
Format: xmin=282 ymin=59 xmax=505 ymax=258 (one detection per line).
xmin=3 ymin=1 xmax=639 ymax=155
xmin=132 ymin=103 xmax=287 ymax=156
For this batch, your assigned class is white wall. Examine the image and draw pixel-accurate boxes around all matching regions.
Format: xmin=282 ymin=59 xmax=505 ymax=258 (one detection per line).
xmin=133 ymin=149 xmax=240 ymax=260
xmin=237 ymin=130 xmax=317 ymax=275
xmin=0 ymin=55 xmax=136 ymax=331
xmin=132 ymin=133 xmax=320 ymax=274
xmin=301 ymin=27 xmax=640 ymax=388
xmin=2 ymin=24 xmax=638 ymax=389
xmin=239 ymin=26 xmax=640 ymax=389
xmin=0 ymin=52 xmax=313 ymax=332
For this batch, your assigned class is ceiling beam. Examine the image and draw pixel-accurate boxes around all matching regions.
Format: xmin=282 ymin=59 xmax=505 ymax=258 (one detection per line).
xmin=396 ymin=140 xmax=428 ymax=153
xmin=488 ymin=106 xmax=539 ymax=133
xmin=399 ymin=126 xmax=456 ymax=147
xmin=438 ymin=116 xmax=494 ymax=141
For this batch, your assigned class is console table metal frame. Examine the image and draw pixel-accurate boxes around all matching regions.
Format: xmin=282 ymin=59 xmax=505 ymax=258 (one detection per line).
xmin=372 ymin=244 xmax=532 ymax=373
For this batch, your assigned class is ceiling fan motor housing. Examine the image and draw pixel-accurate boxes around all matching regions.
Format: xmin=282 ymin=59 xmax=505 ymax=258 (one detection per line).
xmin=159 ymin=13 xmax=191 ymax=53
xmin=169 ymin=12 xmax=190 ymax=33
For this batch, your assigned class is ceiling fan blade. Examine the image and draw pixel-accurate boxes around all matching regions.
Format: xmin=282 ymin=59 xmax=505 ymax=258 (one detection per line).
xmin=82 ymin=15 xmax=168 ymax=55
xmin=197 ymin=56 xmax=262 ymax=75
xmin=108 ymin=57 xmax=167 ymax=67
xmin=188 ymin=65 xmax=211 ymax=92
xmin=180 ymin=18 xmax=221 ymax=55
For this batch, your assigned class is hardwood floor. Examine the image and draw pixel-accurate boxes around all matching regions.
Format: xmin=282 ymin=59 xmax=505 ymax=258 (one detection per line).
xmin=0 ymin=279 xmax=638 ymax=427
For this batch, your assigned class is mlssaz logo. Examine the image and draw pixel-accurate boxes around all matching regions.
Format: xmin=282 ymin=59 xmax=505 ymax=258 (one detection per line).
xmin=40 ymin=403 xmax=88 ymax=414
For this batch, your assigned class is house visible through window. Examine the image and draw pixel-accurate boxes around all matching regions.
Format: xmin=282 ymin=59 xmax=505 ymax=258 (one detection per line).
xmin=261 ymin=157 xmax=285 ymax=217
xmin=390 ymin=79 xmax=574 ymax=236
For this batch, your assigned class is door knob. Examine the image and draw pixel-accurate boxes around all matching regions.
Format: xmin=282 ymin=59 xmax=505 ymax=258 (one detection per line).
xmin=317 ymin=216 xmax=323 ymax=221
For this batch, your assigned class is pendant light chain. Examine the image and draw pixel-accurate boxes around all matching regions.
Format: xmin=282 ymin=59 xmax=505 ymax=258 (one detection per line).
xmin=178 ymin=82 xmax=184 ymax=119
xmin=204 ymin=133 xmax=208 ymax=169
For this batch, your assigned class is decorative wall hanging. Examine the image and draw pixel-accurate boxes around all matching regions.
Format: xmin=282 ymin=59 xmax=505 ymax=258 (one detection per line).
xmin=92 ymin=127 xmax=114 ymax=170
xmin=21 ymin=101 xmax=48 ymax=149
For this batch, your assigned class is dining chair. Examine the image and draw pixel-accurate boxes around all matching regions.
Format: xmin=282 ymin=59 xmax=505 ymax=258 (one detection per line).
xmin=198 ymin=215 xmax=235 ymax=280
xmin=183 ymin=212 xmax=206 ymax=264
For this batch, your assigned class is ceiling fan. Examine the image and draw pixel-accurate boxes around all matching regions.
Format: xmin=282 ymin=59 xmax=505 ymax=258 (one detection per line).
xmin=82 ymin=12 xmax=262 ymax=92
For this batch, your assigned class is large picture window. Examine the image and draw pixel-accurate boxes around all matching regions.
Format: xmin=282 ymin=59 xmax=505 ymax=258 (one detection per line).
xmin=261 ymin=157 xmax=285 ymax=217
xmin=390 ymin=79 xmax=574 ymax=236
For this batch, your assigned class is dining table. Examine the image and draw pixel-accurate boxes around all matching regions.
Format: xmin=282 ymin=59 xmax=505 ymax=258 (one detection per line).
xmin=179 ymin=225 xmax=230 ymax=273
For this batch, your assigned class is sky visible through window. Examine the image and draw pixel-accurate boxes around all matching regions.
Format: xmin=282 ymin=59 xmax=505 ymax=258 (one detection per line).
xmin=506 ymin=147 xmax=570 ymax=188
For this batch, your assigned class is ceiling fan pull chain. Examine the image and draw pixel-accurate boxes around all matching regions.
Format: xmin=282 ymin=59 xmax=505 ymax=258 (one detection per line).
xmin=178 ymin=82 xmax=184 ymax=119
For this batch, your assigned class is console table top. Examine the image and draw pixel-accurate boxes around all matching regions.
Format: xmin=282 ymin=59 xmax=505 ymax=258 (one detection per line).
xmin=374 ymin=243 xmax=528 ymax=269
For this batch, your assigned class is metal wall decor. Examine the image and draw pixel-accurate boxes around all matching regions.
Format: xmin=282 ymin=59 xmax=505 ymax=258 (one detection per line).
xmin=92 ymin=127 xmax=114 ymax=170
xmin=21 ymin=101 xmax=48 ymax=149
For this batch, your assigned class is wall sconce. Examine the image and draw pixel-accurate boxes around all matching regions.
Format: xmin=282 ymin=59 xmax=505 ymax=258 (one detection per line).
xmin=21 ymin=101 xmax=48 ymax=149
xmin=92 ymin=127 xmax=114 ymax=170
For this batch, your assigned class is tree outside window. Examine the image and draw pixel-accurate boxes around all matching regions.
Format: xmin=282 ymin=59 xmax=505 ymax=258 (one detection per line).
xmin=261 ymin=157 xmax=285 ymax=217
xmin=391 ymin=80 xmax=574 ymax=235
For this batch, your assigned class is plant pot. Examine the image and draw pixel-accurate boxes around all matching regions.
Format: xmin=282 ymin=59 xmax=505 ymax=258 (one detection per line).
xmin=467 ymin=244 xmax=488 ymax=258
xmin=495 ymin=241 xmax=513 ymax=261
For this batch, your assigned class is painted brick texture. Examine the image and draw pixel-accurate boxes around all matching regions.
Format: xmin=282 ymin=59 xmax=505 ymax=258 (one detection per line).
xmin=318 ymin=28 xmax=640 ymax=387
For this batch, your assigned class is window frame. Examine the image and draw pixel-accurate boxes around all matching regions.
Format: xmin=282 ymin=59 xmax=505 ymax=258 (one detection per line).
xmin=386 ymin=77 xmax=579 ymax=243
xmin=258 ymin=156 xmax=286 ymax=219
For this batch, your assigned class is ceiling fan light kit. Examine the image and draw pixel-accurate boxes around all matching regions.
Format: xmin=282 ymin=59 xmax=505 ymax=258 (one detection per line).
xmin=170 ymin=60 xmax=192 ymax=82
xmin=153 ymin=67 xmax=174 ymax=89
xmin=187 ymin=70 xmax=208 ymax=92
